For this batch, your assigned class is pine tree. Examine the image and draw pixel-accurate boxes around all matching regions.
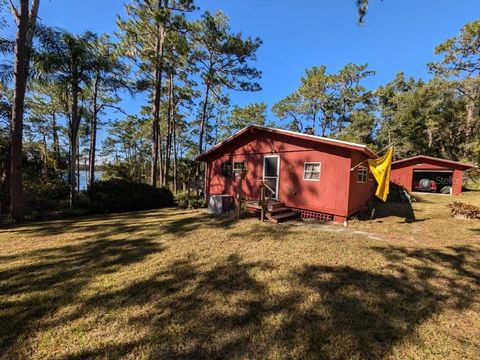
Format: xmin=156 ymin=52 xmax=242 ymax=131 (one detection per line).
xmin=117 ymin=0 xmax=195 ymax=187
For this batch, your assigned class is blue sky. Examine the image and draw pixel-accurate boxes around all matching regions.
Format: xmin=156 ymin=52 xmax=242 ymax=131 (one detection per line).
xmin=27 ymin=0 xmax=480 ymax=130
xmin=36 ymin=0 xmax=479 ymax=116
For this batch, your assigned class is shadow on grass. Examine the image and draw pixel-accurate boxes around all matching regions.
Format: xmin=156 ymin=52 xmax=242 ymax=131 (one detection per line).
xmin=0 ymin=237 xmax=163 ymax=357
xmin=0 ymin=208 xmax=237 ymax=239
xmin=380 ymin=202 xmax=415 ymax=221
xmin=162 ymin=212 xmax=237 ymax=235
xmin=0 ymin=208 xmax=181 ymax=234
xmin=20 ymin=249 xmax=480 ymax=358
xmin=470 ymin=228 xmax=480 ymax=235
xmin=1 ymin=211 xmax=480 ymax=359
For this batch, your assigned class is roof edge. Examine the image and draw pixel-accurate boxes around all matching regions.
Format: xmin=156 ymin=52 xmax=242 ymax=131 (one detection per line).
xmin=392 ymin=155 xmax=476 ymax=169
xmin=196 ymin=125 xmax=375 ymax=161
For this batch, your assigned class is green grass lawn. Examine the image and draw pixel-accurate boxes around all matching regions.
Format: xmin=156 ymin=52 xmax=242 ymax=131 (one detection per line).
xmin=0 ymin=192 xmax=479 ymax=359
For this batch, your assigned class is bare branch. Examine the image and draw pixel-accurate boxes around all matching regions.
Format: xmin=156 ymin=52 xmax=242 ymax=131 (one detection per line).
xmin=8 ymin=0 xmax=20 ymax=23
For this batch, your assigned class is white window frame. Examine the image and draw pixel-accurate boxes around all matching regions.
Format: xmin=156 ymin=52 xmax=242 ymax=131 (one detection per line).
xmin=303 ymin=162 xmax=321 ymax=182
xmin=357 ymin=166 xmax=368 ymax=183
xmin=232 ymin=161 xmax=246 ymax=177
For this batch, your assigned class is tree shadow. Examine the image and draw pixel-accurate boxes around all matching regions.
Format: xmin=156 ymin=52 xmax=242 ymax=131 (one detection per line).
xmin=470 ymin=228 xmax=480 ymax=236
xmin=39 ymin=245 xmax=480 ymax=358
xmin=371 ymin=245 xmax=480 ymax=288
xmin=162 ymin=212 xmax=237 ymax=236
xmin=0 ymin=209 xmax=174 ymax=235
xmin=2 ymin=214 xmax=480 ymax=359
xmin=227 ymin=221 xmax=294 ymax=241
xmin=358 ymin=199 xmax=418 ymax=222
xmin=283 ymin=243 xmax=480 ymax=358
xmin=0 ymin=237 xmax=163 ymax=357
xmin=0 ymin=208 xmax=238 ymax=239
xmin=53 ymin=254 xmax=288 ymax=359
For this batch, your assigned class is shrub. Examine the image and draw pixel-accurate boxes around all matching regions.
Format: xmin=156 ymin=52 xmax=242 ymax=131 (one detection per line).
xmin=88 ymin=179 xmax=174 ymax=213
xmin=448 ymin=201 xmax=480 ymax=220
xmin=463 ymin=168 xmax=480 ymax=191
xmin=385 ymin=182 xmax=412 ymax=203
xmin=24 ymin=179 xmax=70 ymax=213
xmin=73 ymin=191 xmax=91 ymax=213
xmin=176 ymin=191 xmax=205 ymax=209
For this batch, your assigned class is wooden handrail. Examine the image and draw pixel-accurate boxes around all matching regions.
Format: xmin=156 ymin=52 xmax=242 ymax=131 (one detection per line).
xmin=259 ymin=180 xmax=274 ymax=222
xmin=263 ymin=182 xmax=275 ymax=195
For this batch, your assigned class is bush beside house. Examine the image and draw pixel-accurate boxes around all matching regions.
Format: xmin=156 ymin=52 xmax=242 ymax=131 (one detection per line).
xmin=175 ymin=191 xmax=205 ymax=209
xmin=88 ymin=179 xmax=174 ymax=213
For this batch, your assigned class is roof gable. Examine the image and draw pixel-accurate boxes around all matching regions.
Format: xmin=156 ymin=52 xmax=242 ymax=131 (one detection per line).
xmin=197 ymin=125 xmax=375 ymax=161
xmin=392 ymin=155 xmax=475 ymax=170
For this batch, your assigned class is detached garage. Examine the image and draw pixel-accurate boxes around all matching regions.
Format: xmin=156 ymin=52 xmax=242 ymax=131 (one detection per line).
xmin=391 ymin=155 xmax=475 ymax=195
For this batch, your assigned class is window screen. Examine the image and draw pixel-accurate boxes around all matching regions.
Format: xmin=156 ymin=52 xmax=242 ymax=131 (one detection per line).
xmin=304 ymin=162 xmax=321 ymax=181
xmin=264 ymin=157 xmax=278 ymax=177
xmin=233 ymin=161 xmax=246 ymax=176
xmin=221 ymin=162 xmax=233 ymax=177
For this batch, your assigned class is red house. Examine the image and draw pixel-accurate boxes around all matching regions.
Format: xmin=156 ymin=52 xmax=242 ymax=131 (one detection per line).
xmin=391 ymin=155 xmax=475 ymax=196
xmin=197 ymin=125 xmax=376 ymax=223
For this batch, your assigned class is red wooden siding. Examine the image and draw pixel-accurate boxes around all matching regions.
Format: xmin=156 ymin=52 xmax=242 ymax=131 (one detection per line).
xmin=391 ymin=156 xmax=475 ymax=196
xmin=203 ymin=128 xmax=375 ymax=221
xmin=348 ymin=151 xmax=375 ymax=215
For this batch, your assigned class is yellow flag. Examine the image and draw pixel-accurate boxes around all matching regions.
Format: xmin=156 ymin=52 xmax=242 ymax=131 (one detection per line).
xmin=368 ymin=146 xmax=394 ymax=202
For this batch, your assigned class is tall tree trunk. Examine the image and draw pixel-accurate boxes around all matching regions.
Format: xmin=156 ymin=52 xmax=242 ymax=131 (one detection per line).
xmin=150 ymin=40 xmax=163 ymax=186
xmin=77 ymin=141 xmax=80 ymax=191
xmin=198 ymin=83 xmax=211 ymax=156
xmin=41 ymin=133 xmax=48 ymax=179
xmin=9 ymin=0 xmax=40 ymax=223
xmin=1 ymin=144 xmax=11 ymax=216
xmin=51 ymin=112 xmax=60 ymax=160
xmin=195 ymin=83 xmax=211 ymax=196
xmin=163 ymin=72 xmax=174 ymax=186
xmin=426 ymin=124 xmax=434 ymax=149
xmin=69 ymin=87 xmax=80 ymax=208
xmin=88 ymin=76 xmax=99 ymax=188
xmin=9 ymin=0 xmax=29 ymax=224
xmin=150 ymin=19 xmax=165 ymax=188
xmin=173 ymin=106 xmax=178 ymax=194
xmin=464 ymin=75 xmax=479 ymax=141
xmin=321 ymin=121 xmax=327 ymax=137
xmin=151 ymin=80 xmax=159 ymax=187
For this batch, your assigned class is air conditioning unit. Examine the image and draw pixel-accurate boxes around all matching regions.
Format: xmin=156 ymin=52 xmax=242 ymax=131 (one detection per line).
xmin=208 ymin=195 xmax=233 ymax=214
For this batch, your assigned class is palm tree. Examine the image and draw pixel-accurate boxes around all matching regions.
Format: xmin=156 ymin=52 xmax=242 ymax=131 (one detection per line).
xmin=87 ymin=35 xmax=130 ymax=188
xmin=35 ymin=31 xmax=97 ymax=207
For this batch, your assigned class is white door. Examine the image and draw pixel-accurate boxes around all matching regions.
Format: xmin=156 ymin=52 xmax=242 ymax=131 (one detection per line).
xmin=263 ymin=155 xmax=280 ymax=200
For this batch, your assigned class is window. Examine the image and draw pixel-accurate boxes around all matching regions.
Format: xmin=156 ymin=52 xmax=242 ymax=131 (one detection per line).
xmin=358 ymin=166 xmax=368 ymax=183
xmin=221 ymin=162 xmax=233 ymax=177
xmin=233 ymin=161 xmax=246 ymax=177
xmin=304 ymin=162 xmax=321 ymax=181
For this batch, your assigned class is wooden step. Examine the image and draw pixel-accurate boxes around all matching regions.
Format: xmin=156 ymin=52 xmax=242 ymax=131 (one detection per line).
xmin=268 ymin=202 xmax=285 ymax=210
xmin=267 ymin=211 xmax=297 ymax=224
xmin=245 ymin=202 xmax=261 ymax=211
xmin=246 ymin=201 xmax=285 ymax=211
xmin=268 ymin=206 xmax=292 ymax=214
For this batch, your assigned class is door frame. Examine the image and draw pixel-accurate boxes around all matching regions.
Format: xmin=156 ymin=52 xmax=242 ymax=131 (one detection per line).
xmin=263 ymin=154 xmax=280 ymax=200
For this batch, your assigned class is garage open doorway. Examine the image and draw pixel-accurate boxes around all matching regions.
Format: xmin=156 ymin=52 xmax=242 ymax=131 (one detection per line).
xmin=412 ymin=170 xmax=453 ymax=194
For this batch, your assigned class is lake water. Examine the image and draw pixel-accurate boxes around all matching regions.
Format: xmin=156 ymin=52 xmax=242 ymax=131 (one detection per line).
xmin=79 ymin=171 xmax=104 ymax=190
